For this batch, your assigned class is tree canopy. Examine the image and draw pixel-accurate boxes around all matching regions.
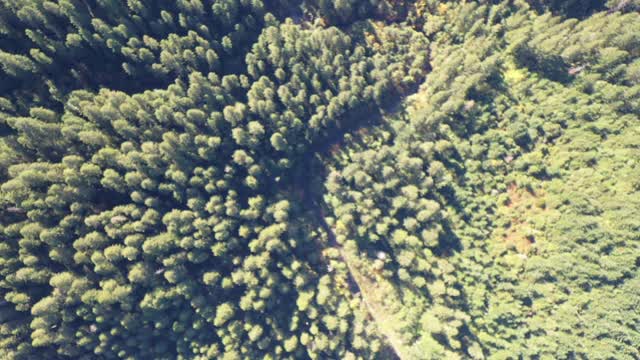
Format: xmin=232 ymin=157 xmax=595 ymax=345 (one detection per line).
xmin=1 ymin=1 xmax=639 ymax=359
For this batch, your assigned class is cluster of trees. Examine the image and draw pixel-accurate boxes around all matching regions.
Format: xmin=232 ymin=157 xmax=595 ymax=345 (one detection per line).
xmin=0 ymin=0 xmax=294 ymax=112
xmin=0 ymin=1 xmax=428 ymax=359
xmin=302 ymin=0 xmax=411 ymax=25
xmin=1 ymin=0 xmax=639 ymax=359
xmin=323 ymin=0 xmax=640 ymax=358
xmin=459 ymin=4 xmax=640 ymax=358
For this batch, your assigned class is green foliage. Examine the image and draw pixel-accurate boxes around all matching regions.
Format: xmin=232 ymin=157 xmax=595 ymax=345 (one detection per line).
xmin=323 ymin=1 xmax=640 ymax=358
xmin=1 ymin=1 xmax=639 ymax=359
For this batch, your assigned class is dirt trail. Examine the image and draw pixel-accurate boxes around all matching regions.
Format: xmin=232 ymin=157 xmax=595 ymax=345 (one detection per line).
xmin=340 ymin=249 xmax=412 ymax=360
xmin=308 ymin=200 xmax=409 ymax=360
xmin=296 ymin=85 xmax=421 ymax=360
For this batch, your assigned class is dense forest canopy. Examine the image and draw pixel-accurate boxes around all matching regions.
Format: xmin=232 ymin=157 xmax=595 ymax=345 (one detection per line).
xmin=0 ymin=0 xmax=639 ymax=359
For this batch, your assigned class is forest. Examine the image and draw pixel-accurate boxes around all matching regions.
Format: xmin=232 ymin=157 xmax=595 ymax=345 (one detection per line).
xmin=0 ymin=0 xmax=639 ymax=359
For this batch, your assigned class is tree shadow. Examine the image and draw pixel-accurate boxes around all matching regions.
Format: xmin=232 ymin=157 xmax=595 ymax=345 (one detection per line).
xmin=513 ymin=46 xmax=572 ymax=84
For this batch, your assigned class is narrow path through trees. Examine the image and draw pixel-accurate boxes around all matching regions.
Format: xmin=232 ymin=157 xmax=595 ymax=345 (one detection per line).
xmin=308 ymin=197 xmax=406 ymax=360
xmin=296 ymin=101 xmax=414 ymax=359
